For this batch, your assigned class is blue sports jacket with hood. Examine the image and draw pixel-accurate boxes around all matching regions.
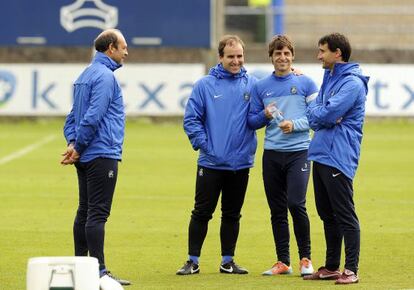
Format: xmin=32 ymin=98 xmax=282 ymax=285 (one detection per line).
xmin=307 ymin=62 xmax=369 ymax=179
xmin=183 ymin=63 xmax=257 ymax=170
xmin=63 ymin=52 xmax=125 ymax=163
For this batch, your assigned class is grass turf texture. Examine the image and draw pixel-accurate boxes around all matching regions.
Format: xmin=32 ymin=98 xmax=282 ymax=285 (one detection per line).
xmin=0 ymin=118 xmax=413 ymax=289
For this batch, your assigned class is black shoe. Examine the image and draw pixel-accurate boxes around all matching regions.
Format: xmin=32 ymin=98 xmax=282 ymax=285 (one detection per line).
xmin=105 ymin=271 xmax=131 ymax=286
xmin=176 ymin=260 xmax=200 ymax=275
xmin=220 ymin=260 xmax=248 ymax=274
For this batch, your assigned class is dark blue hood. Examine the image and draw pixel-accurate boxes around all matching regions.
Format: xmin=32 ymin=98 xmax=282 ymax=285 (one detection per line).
xmin=331 ymin=62 xmax=369 ymax=94
xmin=93 ymin=52 xmax=122 ymax=72
xmin=208 ymin=63 xmax=247 ymax=79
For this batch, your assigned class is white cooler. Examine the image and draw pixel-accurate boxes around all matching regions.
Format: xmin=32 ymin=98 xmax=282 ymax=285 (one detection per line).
xmin=26 ymin=256 xmax=100 ymax=290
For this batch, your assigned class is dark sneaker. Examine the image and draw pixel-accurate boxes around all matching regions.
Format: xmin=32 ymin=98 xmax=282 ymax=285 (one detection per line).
xmin=105 ymin=271 xmax=131 ymax=286
xmin=303 ymin=266 xmax=341 ymax=280
xmin=176 ymin=260 xmax=200 ymax=275
xmin=220 ymin=260 xmax=248 ymax=274
xmin=335 ymin=269 xmax=359 ymax=284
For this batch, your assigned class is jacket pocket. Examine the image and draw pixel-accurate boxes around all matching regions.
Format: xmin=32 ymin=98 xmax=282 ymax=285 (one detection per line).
xmin=205 ymin=141 xmax=224 ymax=166
xmin=331 ymin=127 xmax=356 ymax=167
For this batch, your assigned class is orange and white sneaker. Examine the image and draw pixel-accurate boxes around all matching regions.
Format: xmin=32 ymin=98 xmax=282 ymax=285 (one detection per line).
xmin=299 ymin=257 xmax=314 ymax=276
xmin=262 ymin=261 xmax=293 ymax=275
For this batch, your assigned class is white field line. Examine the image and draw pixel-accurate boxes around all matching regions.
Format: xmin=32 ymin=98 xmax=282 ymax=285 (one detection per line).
xmin=0 ymin=134 xmax=57 ymax=165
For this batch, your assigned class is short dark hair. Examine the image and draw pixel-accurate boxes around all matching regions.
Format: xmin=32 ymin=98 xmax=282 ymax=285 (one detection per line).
xmin=218 ymin=35 xmax=245 ymax=57
xmin=94 ymin=29 xmax=120 ymax=52
xmin=318 ymin=33 xmax=351 ymax=62
xmin=268 ymin=34 xmax=294 ymax=57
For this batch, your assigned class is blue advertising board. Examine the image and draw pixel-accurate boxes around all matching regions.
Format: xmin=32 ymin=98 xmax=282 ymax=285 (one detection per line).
xmin=0 ymin=0 xmax=212 ymax=47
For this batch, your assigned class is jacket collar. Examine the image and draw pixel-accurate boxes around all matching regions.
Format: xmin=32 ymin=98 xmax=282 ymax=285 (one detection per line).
xmin=329 ymin=62 xmax=358 ymax=77
xmin=208 ymin=63 xmax=247 ymax=79
xmin=322 ymin=62 xmax=369 ymax=96
xmin=272 ymin=72 xmax=293 ymax=81
xmin=93 ymin=52 xmax=122 ymax=71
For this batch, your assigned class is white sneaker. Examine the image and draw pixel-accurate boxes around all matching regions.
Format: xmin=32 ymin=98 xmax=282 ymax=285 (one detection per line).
xmin=299 ymin=257 xmax=314 ymax=276
xmin=100 ymin=274 xmax=124 ymax=290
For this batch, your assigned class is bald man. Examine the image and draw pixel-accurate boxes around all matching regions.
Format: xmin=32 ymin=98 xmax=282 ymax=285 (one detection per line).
xmin=62 ymin=29 xmax=130 ymax=286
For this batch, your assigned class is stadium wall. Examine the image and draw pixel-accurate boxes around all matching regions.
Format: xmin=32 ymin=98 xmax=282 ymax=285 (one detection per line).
xmin=1 ymin=46 xmax=414 ymax=64
xmin=1 ymin=62 xmax=413 ymax=117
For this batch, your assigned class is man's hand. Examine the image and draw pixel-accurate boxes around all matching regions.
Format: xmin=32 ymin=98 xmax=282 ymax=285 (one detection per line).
xmin=291 ymin=66 xmax=303 ymax=76
xmin=278 ymin=120 xmax=294 ymax=134
xmin=61 ymin=143 xmax=80 ymax=165
xmin=265 ymin=102 xmax=276 ymax=119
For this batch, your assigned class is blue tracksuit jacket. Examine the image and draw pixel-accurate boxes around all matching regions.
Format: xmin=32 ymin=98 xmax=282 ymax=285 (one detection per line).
xmin=63 ymin=52 xmax=125 ymax=162
xmin=183 ymin=63 xmax=257 ymax=170
xmin=307 ymin=62 xmax=369 ymax=179
xmin=248 ymin=72 xmax=318 ymax=151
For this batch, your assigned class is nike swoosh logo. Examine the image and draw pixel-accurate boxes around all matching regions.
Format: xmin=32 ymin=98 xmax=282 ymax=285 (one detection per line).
xmin=220 ymin=266 xmax=233 ymax=273
xmin=190 ymin=267 xmax=198 ymax=274
xmin=266 ymin=92 xmax=273 ymax=96
xmin=213 ymin=94 xmax=222 ymax=99
xmin=319 ymin=273 xmax=339 ymax=279
xmin=332 ymin=172 xmax=341 ymax=177
xmin=301 ymin=168 xmax=309 ymax=172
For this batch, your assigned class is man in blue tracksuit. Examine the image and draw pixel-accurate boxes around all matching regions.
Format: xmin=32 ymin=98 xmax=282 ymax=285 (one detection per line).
xmin=303 ymin=33 xmax=369 ymax=285
xmin=61 ymin=29 xmax=130 ymax=286
xmin=248 ymin=35 xmax=318 ymax=277
xmin=177 ymin=35 xmax=257 ymax=275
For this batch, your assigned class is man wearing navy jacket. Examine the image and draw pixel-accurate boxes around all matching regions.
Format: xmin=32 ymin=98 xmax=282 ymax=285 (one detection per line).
xmin=304 ymin=33 xmax=369 ymax=285
xmin=177 ymin=35 xmax=257 ymax=275
xmin=61 ymin=29 xmax=130 ymax=286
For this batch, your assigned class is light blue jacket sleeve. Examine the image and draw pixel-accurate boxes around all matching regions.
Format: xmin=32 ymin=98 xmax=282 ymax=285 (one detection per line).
xmin=74 ymin=74 xmax=114 ymax=154
xmin=183 ymin=81 xmax=209 ymax=153
xmin=307 ymin=77 xmax=362 ymax=130
xmin=292 ymin=115 xmax=310 ymax=132
xmin=247 ymin=84 xmax=269 ymax=130
xmin=293 ymin=78 xmax=318 ymax=132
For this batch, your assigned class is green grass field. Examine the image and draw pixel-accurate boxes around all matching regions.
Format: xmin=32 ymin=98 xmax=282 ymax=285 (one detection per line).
xmin=0 ymin=118 xmax=413 ymax=289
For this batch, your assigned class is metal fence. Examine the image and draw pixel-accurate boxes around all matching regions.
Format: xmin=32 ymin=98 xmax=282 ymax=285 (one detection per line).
xmin=224 ymin=0 xmax=414 ymax=49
